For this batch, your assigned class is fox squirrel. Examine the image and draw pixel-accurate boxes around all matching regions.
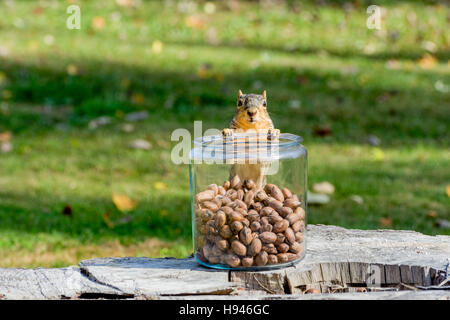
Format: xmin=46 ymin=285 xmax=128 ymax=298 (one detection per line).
xmin=222 ymin=90 xmax=279 ymax=138
xmin=222 ymin=90 xmax=280 ymax=189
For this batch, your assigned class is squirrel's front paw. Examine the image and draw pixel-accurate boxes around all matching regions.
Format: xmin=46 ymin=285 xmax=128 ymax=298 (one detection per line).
xmin=222 ymin=128 xmax=234 ymax=137
xmin=268 ymin=128 xmax=280 ymax=140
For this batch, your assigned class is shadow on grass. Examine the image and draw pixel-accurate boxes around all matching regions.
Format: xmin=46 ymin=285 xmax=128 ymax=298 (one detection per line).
xmin=163 ymin=39 xmax=450 ymax=62
xmin=1 ymin=54 xmax=448 ymax=145
xmin=0 ymin=190 xmax=192 ymax=244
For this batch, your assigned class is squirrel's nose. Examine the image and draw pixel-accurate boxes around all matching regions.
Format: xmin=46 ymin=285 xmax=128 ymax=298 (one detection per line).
xmin=247 ymin=109 xmax=257 ymax=117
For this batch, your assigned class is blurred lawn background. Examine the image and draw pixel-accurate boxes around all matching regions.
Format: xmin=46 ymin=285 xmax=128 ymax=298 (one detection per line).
xmin=0 ymin=0 xmax=449 ymax=268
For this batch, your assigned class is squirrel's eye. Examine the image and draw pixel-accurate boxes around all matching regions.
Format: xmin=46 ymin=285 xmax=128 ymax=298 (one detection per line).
xmin=263 ymin=101 xmax=267 ymax=107
xmin=238 ymin=100 xmax=243 ymax=106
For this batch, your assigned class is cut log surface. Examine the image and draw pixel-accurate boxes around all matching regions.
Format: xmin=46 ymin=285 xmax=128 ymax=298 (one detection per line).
xmin=0 ymin=225 xmax=449 ymax=300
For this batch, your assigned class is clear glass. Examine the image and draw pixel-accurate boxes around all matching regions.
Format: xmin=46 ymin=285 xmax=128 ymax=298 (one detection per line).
xmin=190 ymin=133 xmax=307 ymax=270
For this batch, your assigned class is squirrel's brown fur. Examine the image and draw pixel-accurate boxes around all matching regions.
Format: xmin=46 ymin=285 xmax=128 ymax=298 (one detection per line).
xmin=222 ymin=90 xmax=280 ymax=189
xmin=222 ymin=90 xmax=279 ymax=137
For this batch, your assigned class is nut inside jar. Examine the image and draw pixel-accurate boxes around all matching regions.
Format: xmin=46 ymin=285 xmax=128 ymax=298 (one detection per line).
xmin=195 ymin=176 xmax=305 ymax=268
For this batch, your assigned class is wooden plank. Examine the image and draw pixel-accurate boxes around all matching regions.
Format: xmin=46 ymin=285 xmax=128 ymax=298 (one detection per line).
xmin=79 ymin=257 xmax=233 ymax=296
xmin=0 ymin=225 xmax=448 ymax=299
xmin=0 ymin=267 xmax=124 ymax=300
xmin=384 ymin=265 xmax=401 ymax=284
xmin=232 ymin=225 xmax=450 ymax=293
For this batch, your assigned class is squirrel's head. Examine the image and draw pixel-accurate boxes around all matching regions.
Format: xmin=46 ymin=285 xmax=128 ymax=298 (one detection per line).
xmin=235 ymin=89 xmax=269 ymax=125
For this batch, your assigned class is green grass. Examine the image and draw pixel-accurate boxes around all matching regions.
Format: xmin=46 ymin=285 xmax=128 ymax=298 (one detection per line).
xmin=0 ymin=0 xmax=449 ymax=267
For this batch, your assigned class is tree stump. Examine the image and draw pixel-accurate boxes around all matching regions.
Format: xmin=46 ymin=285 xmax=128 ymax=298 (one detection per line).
xmin=1 ymin=225 xmax=449 ymax=300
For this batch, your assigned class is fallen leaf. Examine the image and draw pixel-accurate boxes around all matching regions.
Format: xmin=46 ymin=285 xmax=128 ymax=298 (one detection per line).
xmin=116 ymin=0 xmax=133 ymax=7
xmin=61 ymin=205 xmax=73 ymax=217
xmin=125 ymin=111 xmax=148 ymax=121
xmin=418 ymin=53 xmax=437 ymax=69
xmin=204 ymin=2 xmax=216 ymax=14
xmin=385 ymin=59 xmax=400 ymax=70
xmin=32 ymin=6 xmax=43 ymax=16
xmin=66 ymin=64 xmax=78 ymax=76
xmin=0 ymin=131 xmax=12 ymax=142
xmin=371 ymin=147 xmax=385 ymax=161
xmin=131 ymin=93 xmax=145 ymax=105
xmin=435 ymin=219 xmax=450 ymax=229
xmin=122 ymin=123 xmax=135 ymax=133
xmin=185 ymin=15 xmax=206 ymax=29
xmin=366 ymin=135 xmax=380 ymax=146
xmin=92 ymin=16 xmax=106 ymax=30
xmin=379 ymin=217 xmax=392 ymax=227
xmin=426 ymin=210 xmax=437 ymax=218
xmin=307 ymin=192 xmax=330 ymax=205
xmin=446 ymin=185 xmax=450 ymax=197
xmin=1 ymin=142 xmax=12 ymax=153
xmin=112 ymin=193 xmax=137 ymax=212
xmin=152 ymin=40 xmax=163 ymax=54
xmin=312 ymin=181 xmax=335 ymax=195
xmin=435 ymin=80 xmax=449 ymax=93
xmin=154 ymin=182 xmax=167 ymax=191
xmin=196 ymin=63 xmax=213 ymax=79
xmin=43 ymin=34 xmax=54 ymax=46
xmin=350 ymin=195 xmax=364 ymax=204
xmin=313 ymin=125 xmax=331 ymax=137
xmin=421 ymin=40 xmax=437 ymax=53
xmin=206 ymin=27 xmax=218 ymax=45
xmin=102 ymin=212 xmax=115 ymax=229
xmin=288 ymin=100 xmax=301 ymax=109
xmin=0 ymin=46 xmax=9 ymax=57
xmin=88 ymin=116 xmax=112 ymax=129
xmin=129 ymin=139 xmax=152 ymax=150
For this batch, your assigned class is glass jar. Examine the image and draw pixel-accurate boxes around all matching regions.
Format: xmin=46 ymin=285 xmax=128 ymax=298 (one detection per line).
xmin=190 ymin=132 xmax=307 ymax=270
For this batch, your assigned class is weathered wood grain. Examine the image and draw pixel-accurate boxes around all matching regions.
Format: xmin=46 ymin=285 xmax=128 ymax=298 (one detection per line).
xmin=0 ymin=225 xmax=448 ymax=299
xmin=232 ymin=225 xmax=450 ymax=294
xmin=79 ymin=257 xmax=234 ymax=296
xmin=0 ymin=267 xmax=124 ymax=299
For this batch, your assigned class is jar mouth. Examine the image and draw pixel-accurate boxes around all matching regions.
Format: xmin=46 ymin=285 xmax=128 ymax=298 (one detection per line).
xmin=193 ymin=133 xmax=303 ymax=149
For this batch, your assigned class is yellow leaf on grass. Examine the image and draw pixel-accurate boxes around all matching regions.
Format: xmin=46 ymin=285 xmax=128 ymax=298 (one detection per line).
xmin=0 ymin=131 xmax=12 ymax=142
xmin=131 ymin=93 xmax=145 ymax=105
xmin=379 ymin=217 xmax=392 ymax=227
xmin=418 ymin=53 xmax=437 ymax=69
xmin=112 ymin=193 xmax=137 ymax=212
xmin=154 ymin=182 xmax=167 ymax=190
xmin=152 ymin=40 xmax=163 ymax=54
xmin=185 ymin=15 xmax=206 ymax=29
xmin=92 ymin=16 xmax=106 ymax=30
xmin=446 ymin=185 xmax=450 ymax=197
xmin=371 ymin=147 xmax=385 ymax=161
xmin=66 ymin=64 xmax=78 ymax=76
xmin=116 ymin=0 xmax=133 ymax=7
xmin=102 ymin=212 xmax=114 ymax=229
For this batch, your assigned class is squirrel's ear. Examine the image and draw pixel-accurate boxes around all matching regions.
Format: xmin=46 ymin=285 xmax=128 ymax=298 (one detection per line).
xmin=238 ymin=89 xmax=243 ymax=99
xmin=263 ymin=90 xmax=267 ymax=100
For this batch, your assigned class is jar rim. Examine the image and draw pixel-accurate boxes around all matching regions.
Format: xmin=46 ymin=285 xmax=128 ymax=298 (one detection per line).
xmin=193 ymin=132 xmax=303 ymax=149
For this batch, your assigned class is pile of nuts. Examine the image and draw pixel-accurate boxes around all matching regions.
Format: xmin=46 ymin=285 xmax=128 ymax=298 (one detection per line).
xmin=194 ymin=175 xmax=305 ymax=268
